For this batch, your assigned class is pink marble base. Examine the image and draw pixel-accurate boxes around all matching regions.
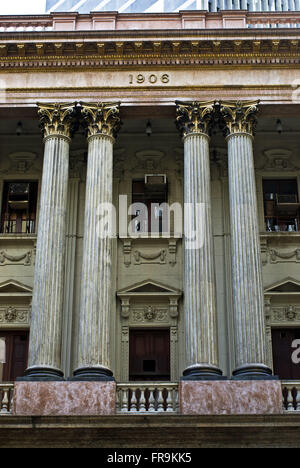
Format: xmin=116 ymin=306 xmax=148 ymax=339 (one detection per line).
xmin=180 ymin=381 xmax=283 ymax=415
xmin=13 ymin=381 xmax=116 ymax=416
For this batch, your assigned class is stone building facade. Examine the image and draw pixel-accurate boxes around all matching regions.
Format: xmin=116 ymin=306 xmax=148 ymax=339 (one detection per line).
xmin=0 ymin=7 xmax=299 ymax=448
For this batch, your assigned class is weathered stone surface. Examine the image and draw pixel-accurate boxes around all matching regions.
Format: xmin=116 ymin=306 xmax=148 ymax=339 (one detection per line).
xmin=180 ymin=381 xmax=283 ymax=415
xmin=13 ymin=382 xmax=116 ymax=416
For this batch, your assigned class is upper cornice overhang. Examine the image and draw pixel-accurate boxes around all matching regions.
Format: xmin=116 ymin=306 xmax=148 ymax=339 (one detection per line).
xmin=1 ymin=11 xmax=300 ymax=70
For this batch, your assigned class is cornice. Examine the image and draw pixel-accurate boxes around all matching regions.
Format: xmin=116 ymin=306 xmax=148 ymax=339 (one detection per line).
xmin=0 ymin=37 xmax=300 ymax=70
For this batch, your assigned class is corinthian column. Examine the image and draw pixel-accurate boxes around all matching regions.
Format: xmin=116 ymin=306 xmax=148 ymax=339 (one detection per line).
xmin=220 ymin=100 xmax=273 ymax=379
xmin=72 ymin=102 xmax=121 ymax=381
xmin=24 ymin=103 xmax=76 ymax=381
xmin=176 ymin=101 xmax=223 ymax=380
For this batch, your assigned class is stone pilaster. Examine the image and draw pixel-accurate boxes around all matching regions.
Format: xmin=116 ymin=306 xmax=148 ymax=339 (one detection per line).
xmin=23 ymin=102 xmax=76 ymax=381
xmin=220 ymin=100 xmax=273 ymax=379
xmin=72 ymin=102 xmax=121 ymax=381
xmin=176 ymin=101 xmax=223 ymax=380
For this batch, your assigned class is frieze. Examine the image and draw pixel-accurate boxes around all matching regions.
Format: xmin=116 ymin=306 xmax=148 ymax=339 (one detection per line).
xmin=131 ymin=306 xmax=169 ymax=324
xmin=266 ymin=305 xmax=300 ymax=324
xmin=0 ymin=306 xmax=30 ymax=326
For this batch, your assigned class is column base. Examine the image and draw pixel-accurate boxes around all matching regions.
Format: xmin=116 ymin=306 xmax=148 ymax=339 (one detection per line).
xmin=232 ymin=364 xmax=278 ymax=380
xmin=181 ymin=364 xmax=226 ymax=381
xmin=71 ymin=366 xmax=115 ymax=382
xmin=17 ymin=367 xmax=65 ymax=382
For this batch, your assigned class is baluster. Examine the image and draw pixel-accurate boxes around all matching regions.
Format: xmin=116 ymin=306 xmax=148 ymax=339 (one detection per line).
xmin=148 ymin=387 xmax=156 ymax=413
xmin=139 ymin=388 xmax=146 ymax=412
xmin=287 ymin=387 xmax=295 ymax=412
xmin=121 ymin=388 xmax=129 ymax=413
xmin=157 ymin=388 xmax=164 ymax=412
xmin=166 ymin=388 xmax=173 ymax=412
xmin=175 ymin=388 xmax=179 ymax=413
xmin=295 ymin=387 xmax=300 ymax=412
xmin=9 ymin=388 xmax=13 ymax=413
xmin=130 ymin=388 xmax=138 ymax=412
xmin=116 ymin=389 xmax=121 ymax=413
xmin=0 ymin=388 xmax=9 ymax=413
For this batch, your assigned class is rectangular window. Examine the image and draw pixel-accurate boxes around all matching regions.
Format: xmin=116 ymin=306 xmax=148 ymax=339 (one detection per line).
xmin=132 ymin=177 xmax=168 ymax=234
xmin=263 ymin=179 xmax=300 ymax=232
xmin=1 ymin=181 xmax=38 ymax=234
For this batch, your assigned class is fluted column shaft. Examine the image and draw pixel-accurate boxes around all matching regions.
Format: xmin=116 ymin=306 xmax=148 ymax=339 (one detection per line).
xmin=176 ymin=101 xmax=223 ymax=380
xmin=221 ymin=101 xmax=273 ymax=379
xmin=74 ymin=135 xmax=114 ymax=379
xmin=23 ymin=103 xmax=76 ymax=381
xmin=73 ymin=102 xmax=120 ymax=381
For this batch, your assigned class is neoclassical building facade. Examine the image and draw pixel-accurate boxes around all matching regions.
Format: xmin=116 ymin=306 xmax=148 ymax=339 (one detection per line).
xmin=0 ymin=8 xmax=300 ymax=447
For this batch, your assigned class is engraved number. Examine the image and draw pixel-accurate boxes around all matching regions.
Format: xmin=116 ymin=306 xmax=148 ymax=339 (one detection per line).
xmin=129 ymin=74 xmax=170 ymax=85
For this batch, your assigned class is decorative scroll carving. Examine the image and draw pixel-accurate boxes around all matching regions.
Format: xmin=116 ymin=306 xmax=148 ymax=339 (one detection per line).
xmin=80 ymin=102 xmax=121 ymax=139
xmin=37 ymin=102 xmax=77 ymax=139
xmin=122 ymin=239 xmax=178 ymax=267
xmin=269 ymin=248 xmax=300 ymax=264
xmin=175 ymin=100 xmax=215 ymax=137
xmin=132 ymin=306 xmax=169 ymax=323
xmin=0 ymin=250 xmax=32 ymax=266
xmin=134 ymin=249 xmax=166 ymax=265
xmin=266 ymin=305 xmax=300 ymax=323
xmin=0 ymin=306 xmax=30 ymax=325
xmin=262 ymin=149 xmax=299 ymax=171
xmin=219 ymin=100 xmax=259 ymax=136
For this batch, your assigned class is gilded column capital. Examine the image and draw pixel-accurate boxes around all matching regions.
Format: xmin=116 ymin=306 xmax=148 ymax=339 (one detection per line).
xmin=80 ymin=102 xmax=121 ymax=140
xmin=219 ymin=100 xmax=260 ymax=137
xmin=37 ymin=102 xmax=77 ymax=140
xmin=175 ymin=100 xmax=215 ymax=138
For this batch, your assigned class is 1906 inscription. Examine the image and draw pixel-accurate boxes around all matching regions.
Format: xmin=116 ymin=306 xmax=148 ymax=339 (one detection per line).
xmin=129 ymin=73 xmax=170 ymax=84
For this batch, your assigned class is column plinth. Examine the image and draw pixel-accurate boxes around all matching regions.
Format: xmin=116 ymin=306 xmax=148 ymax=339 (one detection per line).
xmin=22 ymin=103 xmax=76 ymax=381
xmin=72 ymin=102 xmax=121 ymax=382
xmin=176 ymin=101 xmax=224 ymax=380
xmin=220 ymin=101 xmax=274 ymax=380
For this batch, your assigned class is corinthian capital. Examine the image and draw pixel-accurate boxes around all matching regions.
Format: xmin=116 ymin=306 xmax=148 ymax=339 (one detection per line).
xmin=80 ymin=102 xmax=121 ymax=139
xmin=175 ymin=100 xmax=215 ymax=138
xmin=37 ymin=102 xmax=77 ymax=139
xmin=219 ymin=100 xmax=259 ymax=137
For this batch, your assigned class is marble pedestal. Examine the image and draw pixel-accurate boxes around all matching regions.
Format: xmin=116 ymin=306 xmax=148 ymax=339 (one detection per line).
xmin=180 ymin=381 xmax=283 ymax=415
xmin=13 ymin=382 xmax=116 ymax=416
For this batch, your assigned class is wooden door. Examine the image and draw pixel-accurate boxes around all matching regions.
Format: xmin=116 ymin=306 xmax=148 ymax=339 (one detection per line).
xmin=0 ymin=331 xmax=29 ymax=381
xmin=272 ymin=328 xmax=300 ymax=379
xmin=129 ymin=329 xmax=170 ymax=381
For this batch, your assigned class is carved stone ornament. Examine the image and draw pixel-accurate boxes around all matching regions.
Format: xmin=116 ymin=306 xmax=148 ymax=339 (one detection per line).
xmin=175 ymin=100 xmax=215 ymax=138
xmin=144 ymin=306 xmax=156 ymax=321
xmin=0 ymin=250 xmax=32 ymax=266
xmin=219 ymin=100 xmax=259 ymax=137
xmin=0 ymin=307 xmax=30 ymax=325
xmin=37 ymin=102 xmax=77 ymax=139
xmin=4 ymin=306 xmax=17 ymax=322
xmin=80 ymin=101 xmax=121 ymax=139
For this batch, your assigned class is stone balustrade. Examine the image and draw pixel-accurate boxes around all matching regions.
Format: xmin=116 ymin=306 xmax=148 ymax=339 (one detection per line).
xmin=0 ymin=384 xmax=14 ymax=414
xmin=0 ymin=17 xmax=53 ymax=32
xmin=116 ymin=383 xmax=179 ymax=414
xmin=282 ymin=381 xmax=300 ymax=412
xmin=2 ymin=381 xmax=300 ymax=414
